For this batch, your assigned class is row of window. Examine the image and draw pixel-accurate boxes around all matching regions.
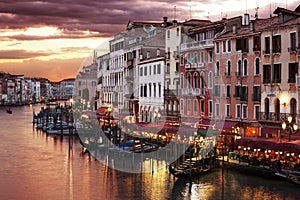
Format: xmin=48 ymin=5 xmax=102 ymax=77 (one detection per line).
xmin=215 ymin=40 xmax=231 ymax=53
xmin=216 ymin=58 xmax=260 ymax=76
xmin=180 ymin=98 xmax=258 ymax=119
xmin=140 ymin=64 xmax=162 ymax=76
xmin=78 ymin=81 xmax=97 ymax=87
xmin=140 ymin=83 xmax=162 ymax=98
xmin=263 ymin=63 xmax=298 ymax=84
xmin=167 ymin=28 xmax=180 ymax=39
xmin=215 ymin=32 xmax=297 ymax=54
xmin=182 ymin=51 xmax=213 ymax=64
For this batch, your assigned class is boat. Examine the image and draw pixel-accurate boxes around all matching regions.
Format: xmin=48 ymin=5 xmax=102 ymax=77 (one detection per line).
xmin=169 ymin=163 xmax=212 ymax=179
xmin=275 ymin=170 xmax=300 ymax=185
xmin=7 ymin=109 xmax=12 ymax=114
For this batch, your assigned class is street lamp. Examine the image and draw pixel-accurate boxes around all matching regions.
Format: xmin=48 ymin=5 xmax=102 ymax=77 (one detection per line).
xmin=69 ymin=98 xmax=73 ymax=107
xmin=282 ymin=116 xmax=298 ymax=141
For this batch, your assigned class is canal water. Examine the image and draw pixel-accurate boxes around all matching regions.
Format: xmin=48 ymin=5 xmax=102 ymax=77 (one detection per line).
xmin=0 ymin=104 xmax=299 ymax=200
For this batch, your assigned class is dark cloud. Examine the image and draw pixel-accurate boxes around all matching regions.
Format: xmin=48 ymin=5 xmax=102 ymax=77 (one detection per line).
xmin=0 ymin=50 xmax=50 ymax=59
xmin=0 ymin=0 xmax=186 ymax=38
xmin=1 ymin=1 xmax=298 ymax=39
xmin=4 ymin=32 xmax=102 ymax=41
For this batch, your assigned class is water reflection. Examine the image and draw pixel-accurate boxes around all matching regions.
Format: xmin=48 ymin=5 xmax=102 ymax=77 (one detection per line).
xmin=0 ymin=104 xmax=299 ymax=200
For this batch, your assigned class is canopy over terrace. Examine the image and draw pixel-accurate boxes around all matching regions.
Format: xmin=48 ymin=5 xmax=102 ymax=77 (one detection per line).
xmin=181 ymin=117 xmax=238 ymax=134
xmin=236 ymin=137 xmax=300 ymax=154
xmin=125 ymin=122 xmax=180 ymax=135
xmin=81 ymin=110 xmax=97 ymax=119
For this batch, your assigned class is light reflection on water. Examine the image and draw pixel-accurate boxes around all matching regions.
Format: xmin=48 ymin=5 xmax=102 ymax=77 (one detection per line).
xmin=0 ymin=104 xmax=299 ymax=200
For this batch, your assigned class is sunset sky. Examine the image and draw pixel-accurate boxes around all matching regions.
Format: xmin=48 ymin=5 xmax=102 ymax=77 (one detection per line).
xmin=0 ymin=0 xmax=299 ymax=81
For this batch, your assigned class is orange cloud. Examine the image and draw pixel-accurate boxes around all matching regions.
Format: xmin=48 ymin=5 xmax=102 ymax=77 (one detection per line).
xmin=0 ymin=57 xmax=84 ymax=82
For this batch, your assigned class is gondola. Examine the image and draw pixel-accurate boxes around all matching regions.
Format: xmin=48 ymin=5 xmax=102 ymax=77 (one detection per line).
xmin=7 ymin=109 xmax=12 ymax=114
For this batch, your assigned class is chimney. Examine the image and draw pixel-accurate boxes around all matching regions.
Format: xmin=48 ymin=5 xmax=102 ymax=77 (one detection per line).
xmin=250 ymin=20 xmax=254 ymax=31
xmin=244 ymin=13 xmax=250 ymax=25
xmin=163 ymin=17 xmax=168 ymax=22
xmin=232 ymin=25 xmax=237 ymax=34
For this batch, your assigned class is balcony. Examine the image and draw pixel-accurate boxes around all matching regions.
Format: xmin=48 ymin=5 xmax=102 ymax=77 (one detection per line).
xmin=166 ymin=110 xmax=180 ymax=117
xmin=258 ymin=112 xmax=296 ymax=122
xmin=197 ymin=63 xmax=205 ymax=68
xmin=181 ymin=88 xmax=205 ymax=96
xmin=181 ymin=39 xmax=213 ymax=51
xmin=164 ymin=89 xmax=179 ymax=97
xmin=185 ymin=64 xmax=190 ymax=69
xmin=191 ymin=63 xmax=197 ymax=68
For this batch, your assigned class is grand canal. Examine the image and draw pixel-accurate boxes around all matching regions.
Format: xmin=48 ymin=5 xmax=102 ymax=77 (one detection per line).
xmin=0 ymin=104 xmax=299 ymax=200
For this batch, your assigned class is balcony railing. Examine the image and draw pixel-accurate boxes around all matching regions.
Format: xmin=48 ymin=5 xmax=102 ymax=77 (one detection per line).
xmin=181 ymin=88 xmax=205 ymax=96
xmin=197 ymin=63 xmax=205 ymax=68
xmin=258 ymin=112 xmax=296 ymax=122
xmin=191 ymin=63 xmax=197 ymax=68
xmin=185 ymin=64 xmax=190 ymax=69
xmin=166 ymin=110 xmax=180 ymax=116
xmin=181 ymin=39 xmax=213 ymax=51
xmin=164 ymin=89 xmax=179 ymax=97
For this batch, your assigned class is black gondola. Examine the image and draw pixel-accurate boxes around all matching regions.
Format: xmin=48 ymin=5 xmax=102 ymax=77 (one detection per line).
xmin=7 ymin=108 xmax=12 ymax=114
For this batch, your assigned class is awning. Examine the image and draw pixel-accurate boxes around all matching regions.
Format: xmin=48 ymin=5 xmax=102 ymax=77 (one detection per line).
xmin=261 ymin=127 xmax=281 ymax=137
xmin=81 ymin=110 xmax=97 ymax=119
xmin=181 ymin=117 xmax=199 ymax=124
xmin=235 ymin=137 xmax=300 ymax=153
xmin=213 ymin=121 xmax=237 ymax=131
xmin=197 ymin=129 xmax=220 ymax=137
xmin=96 ymin=107 xmax=108 ymax=115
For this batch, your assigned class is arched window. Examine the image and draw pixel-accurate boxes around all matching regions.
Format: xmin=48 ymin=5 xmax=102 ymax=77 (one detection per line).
xmin=193 ymin=72 xmax=198 ymax=88
xmin=187 ymin=73 xmax=191 ymax=88
xmin=200 ymin=72 xmax=205 ymax=89
xmin=274 ymin=98 xmax=280 ymax=120
xmin=265 ymin=98 xmax=270 ymax=120
xmin=180 ymin=73 xmax=184 ymax=88
xmin=255 ymin=58 xmax=260 ymax=75
xmin=238 ymin=60 xmax=242 ymax=76
xmin=227 ymin=60 xmax=231 ymax=76
xmin=290 ymin=98 xmax=297 ymax=116
xmin=216 ymin=61 xmax=220 ymax=76
xmin=243 ymin=59 xmax=248 ymax=76
xmin=208 ymin=71 xmax=213 ymax=89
